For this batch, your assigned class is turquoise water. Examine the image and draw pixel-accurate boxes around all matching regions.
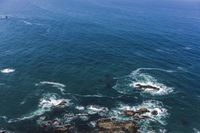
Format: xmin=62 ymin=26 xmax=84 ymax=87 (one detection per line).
xmin=0 ymin=0 xmax=200 ymax=132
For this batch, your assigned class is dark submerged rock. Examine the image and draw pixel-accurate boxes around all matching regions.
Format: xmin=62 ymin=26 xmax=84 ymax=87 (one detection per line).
xmin=104 ymin=74 xmax=117 ymax=89
xmin=151 ymin=110 xmax=158 ymax=115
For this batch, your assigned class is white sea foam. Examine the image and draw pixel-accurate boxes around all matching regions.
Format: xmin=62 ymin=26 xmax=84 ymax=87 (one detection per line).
xmin=194 ymin=128 xmax=200 ymax=133
xmin=109 ymin=100 xmax=168 ymax=132
xmin=13 ymin=93 xmax=70 ymax=121
xmin=39 ymin=94 xmax=70 ymax=109
xmin=86 ymin=105 xmax=109 ymax=116
xmin=114 ymin=68 xmax=173 ymax=95
xmin=38 ymin=81 xmax=66 ymax=88
xmin=1 ymin=68 xmax=15 ymax=74
xmin=63 ymin=113 xmax=89 ymax=122
xmin=75 ymin=106 xmax=85 ymax=111
xmin=36 ymin=81 xmax=66 ymax=94
xmin=20 ymin=100 xmax=26 ymax=105
xmin=89 ymin=121 xmax=96 ymax=127
xmin=0 ymin=116 xmax=8 ymax=122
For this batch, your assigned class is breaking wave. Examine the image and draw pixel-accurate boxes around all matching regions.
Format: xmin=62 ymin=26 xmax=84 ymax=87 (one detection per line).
xmin=109 ymin=100 xmax=168 ymax=132
xmin=113 ymin=68 xmax=173 ymax=95
xmin=10 ymin=93 xmax=71 ymax=122
xmin=86 ymin=105 xmax=109 ymax=116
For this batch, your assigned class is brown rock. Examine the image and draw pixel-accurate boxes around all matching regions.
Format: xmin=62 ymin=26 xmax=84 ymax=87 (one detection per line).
xmin=54 ymin=125 xmax=74 ymax=133
xmin=97 ymin=118 xmax=139 ymax=133
xmin=124 ymin=110 xmax=135 ymax=116
xmin=97 ymin=118 xmax=115 ymax=130
xmin=122 ymin=121 xmax=139 ymax=133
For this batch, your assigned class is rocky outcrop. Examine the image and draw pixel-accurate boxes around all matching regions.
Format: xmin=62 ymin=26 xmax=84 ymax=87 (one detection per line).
xmin=97 ymin=118 xmax=139 ymax=133
xmin=56 ymin=100 xmax=68 ymax=108
xmin=124 ymin=110 xmax=136 ymax=116
xmin=54 ymin=125 xmax=75 ymax=133
xmin=135 ymin=108 xmax=150 ymax=115
xmin=134 ymin=84 xmax=160 ymax=91
xmin=124 ymin=108 xmax=150 ymax=117
xmin=40 ymin=119 xmax=75 ymax=133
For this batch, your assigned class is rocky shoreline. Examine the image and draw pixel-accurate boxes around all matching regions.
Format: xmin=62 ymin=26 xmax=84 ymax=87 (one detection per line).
xmin=37 ymin=103 xmax=158 ymax=133
xmin=2 ymin=80 xmax=168 ymax=133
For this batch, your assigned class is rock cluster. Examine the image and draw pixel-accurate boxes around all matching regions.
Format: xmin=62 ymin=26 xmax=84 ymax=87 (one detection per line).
xmin=39 ymin=107 xmax=158 ymax=133
xmin=40 ymin=119 xmax=75 ymax=133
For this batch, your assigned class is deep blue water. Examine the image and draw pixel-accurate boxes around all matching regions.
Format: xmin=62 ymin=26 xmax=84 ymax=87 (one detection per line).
xmin=0 ymin=0 xmax=200 ymax=132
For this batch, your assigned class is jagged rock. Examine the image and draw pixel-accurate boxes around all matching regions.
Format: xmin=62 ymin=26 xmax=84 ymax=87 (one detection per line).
xmin=97 ymin=118 xmax=115 ymax=130
xmin=135 ymin=84 xmax=160 ymax=91
xmin=151 ymin=110 xmax=158 ymax=115
xmin=124 ymin=110 xmax=135 ymax=116
xmin=56 ymin=100 xmax=68 ymax=108
xmin=124 ymin=108 xmax=149 ymax=118
xmin=134 ymin=115 xmax=150 ymax=121
xmin=97 ymin=118 xmax=139 ymax=133
xmin=54 ymin=125 xmax=75 ymax=133
xmin=135 ymin=108 xmax=150 ymax=115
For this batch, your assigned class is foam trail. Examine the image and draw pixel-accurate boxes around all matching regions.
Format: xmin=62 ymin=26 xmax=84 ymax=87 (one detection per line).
xmin=36 ymin=81 xmax=66 ymax=94
xmin=38 ymin=81 xmax=66 ymax=87
xmin=131 ymin=68 xmax=175 ymax=74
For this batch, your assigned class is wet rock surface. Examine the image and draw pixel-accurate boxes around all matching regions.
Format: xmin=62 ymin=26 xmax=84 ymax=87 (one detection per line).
xmin=135 ymin=84 xmax=160 ymax=91
xmin=40 ymin=119 xmax=75 ymax=133
xmin=37 ymin=106 xmax=159 ymax=132
xmin=54 ymin=125 xmax=75 ymax=133
xmin=124 ymin=108 xmax=150 ymax=117
xmin=56 ymin=100 xmax=69 ymax=108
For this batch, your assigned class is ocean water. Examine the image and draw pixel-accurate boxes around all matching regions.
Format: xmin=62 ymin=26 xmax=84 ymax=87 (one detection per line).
xmin=0 ymin=0 xmax=200 ymax=132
